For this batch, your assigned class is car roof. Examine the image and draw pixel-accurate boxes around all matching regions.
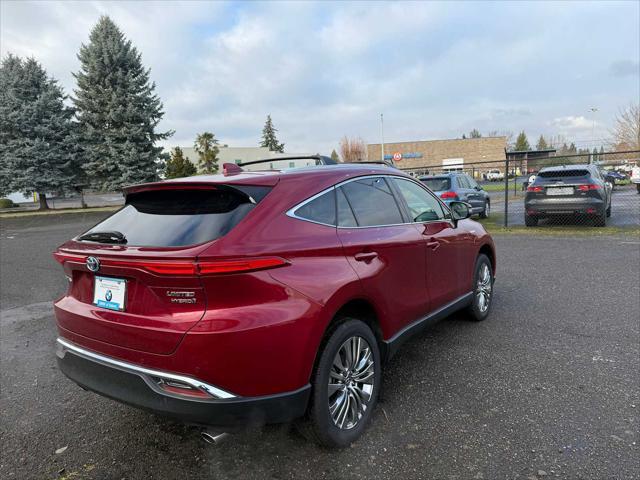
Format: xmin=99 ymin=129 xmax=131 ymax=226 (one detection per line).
xmin=538 ymin=164 xmax=592 ymax=173
xmin=419 ymin=173 xmax=458 ymax=179
xmin=124 ymin=164 xmax=407 ymax=195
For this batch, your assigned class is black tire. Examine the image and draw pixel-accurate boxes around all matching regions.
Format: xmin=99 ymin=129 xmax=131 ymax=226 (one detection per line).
xmin=479 ymin=200 xmax=490 ymax=219
xmin=636 ymin=183 xmax=640 ymax=194
xmin=466 ymin=254 xmax=494 ymax=322
xmin=525 ymin=214 xmax=538 ymax=227
xmin=606 ymin=203 xmax=611 ymax=217
xmin=297 ymin=318 xmax=381 ymax=448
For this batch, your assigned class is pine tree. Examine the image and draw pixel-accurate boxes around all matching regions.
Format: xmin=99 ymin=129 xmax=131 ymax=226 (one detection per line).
xmin=536 ymin=135 xmax=548 ymax=150
xmin=469 ymin=129 xmax=482 ymax=138
xmin=514 ymin=131 xmax=530 ymax=151
xmin=0 ymin=55 xmax=78 ymax=209
xmin=330 ymin=149 xmax=340 ymax=162
xmin=164 ymin=146 xmax=197 ymax=179
xmin=260 ymin=115 xmax=285 ymax=152
xmin=194 ymin=132 xmax=219 ymax=174
xmin=73 ymin=16 xmax=172 ymax=191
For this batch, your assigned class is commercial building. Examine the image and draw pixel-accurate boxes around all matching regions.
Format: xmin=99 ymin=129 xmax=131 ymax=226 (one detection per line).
xmin=181 ymin=146 xmax=315 ymax=171
xmin=367 ymin=137 xmax=508 ymax=176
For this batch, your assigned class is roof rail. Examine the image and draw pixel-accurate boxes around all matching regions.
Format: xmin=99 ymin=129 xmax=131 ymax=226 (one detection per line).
xmin=238 ymin=155 xmax=337 ymax=167
xmin=236 ymin=156 xmax=397 ymax=169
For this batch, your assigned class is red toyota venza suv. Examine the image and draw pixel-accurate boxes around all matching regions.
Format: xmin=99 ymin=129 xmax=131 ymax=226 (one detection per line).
xmin=53 ymin=159 xmax=496 ymax=447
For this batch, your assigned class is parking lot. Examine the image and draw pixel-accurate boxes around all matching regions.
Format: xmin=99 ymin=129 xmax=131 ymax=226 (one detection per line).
xmin=1 ymin=213 xmax=639 ymax=479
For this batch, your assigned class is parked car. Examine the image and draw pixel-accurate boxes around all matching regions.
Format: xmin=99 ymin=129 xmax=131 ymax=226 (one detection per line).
xmin=420 ymin=173 xmax=491 ymax=218
xmin=53 ymin=161 xmax=496 ymax=448
xmin=486 ymin=169 xmax=504 ymax=181
xmin=602 ymin=170 xmax=627 ymax=188
xmin=632 ymin=165 xmax=640 ymax=194
xmin=524 ymin=164 xmax=612 ymax=227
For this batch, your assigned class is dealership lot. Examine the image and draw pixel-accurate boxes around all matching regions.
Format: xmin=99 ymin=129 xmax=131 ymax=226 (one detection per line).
xmin=1 ymin=213 xmax=638 ymax=479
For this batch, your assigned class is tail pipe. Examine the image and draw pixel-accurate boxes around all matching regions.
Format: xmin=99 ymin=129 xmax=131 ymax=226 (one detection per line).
xmin=200 ymin=430 xmax=229 ymax=445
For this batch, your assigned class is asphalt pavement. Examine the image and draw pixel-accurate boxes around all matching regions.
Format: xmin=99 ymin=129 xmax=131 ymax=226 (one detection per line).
xmin=1 ymin=213 xmax=639 ymax=479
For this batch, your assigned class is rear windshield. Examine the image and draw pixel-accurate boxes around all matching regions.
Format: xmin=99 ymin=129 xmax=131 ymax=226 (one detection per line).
xmin=79 ymin=186 xmax=270 ymax=247
xmin=421 ymin=177 xmax=451 ymax=191
xmin=538 ymin=169 xmax=590 ymax=178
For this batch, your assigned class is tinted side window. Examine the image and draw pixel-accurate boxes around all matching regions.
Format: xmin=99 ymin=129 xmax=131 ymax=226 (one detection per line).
xmin=457 ymin=175 xmax=470 ymax=188
xmin=337 ymin=187 xmax=358 ymax=227
xmin=341 ymin=177 xmax=404 ymax=226
xmin=392 ymin=178 xmax=445 ymax=222
xmin=466 ymin=175 xmax=478 ymax=188
xmin=294 ymin=190 xmax=336 ymax=225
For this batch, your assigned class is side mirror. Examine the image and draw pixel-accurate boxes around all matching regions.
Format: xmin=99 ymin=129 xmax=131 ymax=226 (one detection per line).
xmin=450 ymin=201 xmax=471 ymax=225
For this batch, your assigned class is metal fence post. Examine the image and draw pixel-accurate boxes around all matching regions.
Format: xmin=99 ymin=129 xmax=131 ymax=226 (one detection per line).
xmin=504 ymin=158 xmax=509 ymax=228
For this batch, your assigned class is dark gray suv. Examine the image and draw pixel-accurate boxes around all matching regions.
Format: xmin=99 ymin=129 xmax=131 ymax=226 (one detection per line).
xmin=420 ymin=173 xmax=491 ymax=218
xmin=524 ymin=164 xmax=612 ymax=227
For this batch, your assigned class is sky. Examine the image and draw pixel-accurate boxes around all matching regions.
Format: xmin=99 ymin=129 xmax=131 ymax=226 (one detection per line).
xmin=1 ymin=0 xmax=639 ymax=154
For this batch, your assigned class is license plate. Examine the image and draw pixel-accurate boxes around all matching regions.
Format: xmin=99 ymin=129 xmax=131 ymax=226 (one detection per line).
xmin=546 ymin=187 xmax=574 ymax=196
xmin=93 ymin=276 xmax=127 ymax=311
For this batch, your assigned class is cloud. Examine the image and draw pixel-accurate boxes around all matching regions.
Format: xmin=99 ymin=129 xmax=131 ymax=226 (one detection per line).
xmin=1 ymin=0 xmax=639 ymax=154
xmin=610 ymin=60 xmax=640 ymax=77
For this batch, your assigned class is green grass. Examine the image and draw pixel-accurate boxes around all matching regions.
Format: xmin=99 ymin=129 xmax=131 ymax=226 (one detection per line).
xmin=0 ymin=206 xmax=119 ymax=219
xmin=481 ymin=181 xmax=519 ymax=192
xmin=476 ymin=213 xmax=640 ymax=236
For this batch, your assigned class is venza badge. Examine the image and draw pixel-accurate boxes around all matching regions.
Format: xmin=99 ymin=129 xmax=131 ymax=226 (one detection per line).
xmin=86 ymin=256 xmax=100 ymax=272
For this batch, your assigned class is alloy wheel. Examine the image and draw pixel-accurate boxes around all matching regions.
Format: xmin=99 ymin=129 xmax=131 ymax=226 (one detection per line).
xmin=476 ymin=263 xmax=492 ymax=313
xmin=328 ymin=336 xmax=375 ymax=430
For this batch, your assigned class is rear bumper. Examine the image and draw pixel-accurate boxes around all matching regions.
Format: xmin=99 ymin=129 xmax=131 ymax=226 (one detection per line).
xmin=56 ymin=338 xmax=310 ymax=428
xmin=525 ymin=197 xmax=604 ymax=215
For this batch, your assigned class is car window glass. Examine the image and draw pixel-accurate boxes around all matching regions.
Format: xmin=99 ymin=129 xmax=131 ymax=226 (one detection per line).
xmin=294 ymin=190 xmax=336 ymax=225
xmin=392 ymin=178 xmax=445 ymax=222
xmin=457 ymin=175 xmax=470 ymax=188
xmin=341 ymin=177 xmax=404 ymax=226
xmin=466 ymin=175 xmax=478 ymax=188
xmin=336 ymin=187 xmax=358 ymax=227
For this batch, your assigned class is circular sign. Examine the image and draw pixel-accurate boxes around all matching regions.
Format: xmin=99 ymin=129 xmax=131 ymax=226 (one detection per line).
xmin=393 ymin=152 xmax=402 ymax=161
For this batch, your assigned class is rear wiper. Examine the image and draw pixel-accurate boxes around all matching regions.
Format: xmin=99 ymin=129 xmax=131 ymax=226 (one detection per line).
xmin=77 ymin=231 xmax=127 ymax=244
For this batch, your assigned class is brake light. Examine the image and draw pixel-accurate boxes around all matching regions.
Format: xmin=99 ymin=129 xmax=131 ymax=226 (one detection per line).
xmin=577 ymin=184 xmax=601 ymax=191
xmin=440 ymin=191 xmax=458 ymax=199
xmin=53 ymin=252 xmax=86 ymax=264
xmin=527 ymin=186 xmax=543 ymax=192
xmin=197 ymin=257 xmax=288 ymax=274
xmin=53 ymin=254 xmax=289 ymax=276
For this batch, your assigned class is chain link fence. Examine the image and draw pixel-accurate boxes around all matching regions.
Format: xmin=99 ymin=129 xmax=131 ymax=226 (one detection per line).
xmin=401 ymin=150 xmax=640 ymax=229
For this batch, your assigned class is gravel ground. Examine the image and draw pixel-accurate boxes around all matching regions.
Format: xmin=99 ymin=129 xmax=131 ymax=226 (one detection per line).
xmin=1 ymin=213 xmax=638 ymax=479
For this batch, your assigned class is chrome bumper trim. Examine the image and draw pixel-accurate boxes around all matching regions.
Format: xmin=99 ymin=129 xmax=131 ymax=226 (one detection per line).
xmin=56 ymin=337 xmax=237 ymax=399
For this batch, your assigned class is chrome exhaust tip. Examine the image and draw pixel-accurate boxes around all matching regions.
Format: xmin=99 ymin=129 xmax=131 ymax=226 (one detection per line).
xmin=200 ymin=430 xmax=229 ymax=445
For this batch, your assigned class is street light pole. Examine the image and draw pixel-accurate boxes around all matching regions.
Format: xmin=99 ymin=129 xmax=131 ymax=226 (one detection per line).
xmin=380 ymin=113 xmax=385 ymax=162
xmin=589 ymin=107 xmax=598 ymax=164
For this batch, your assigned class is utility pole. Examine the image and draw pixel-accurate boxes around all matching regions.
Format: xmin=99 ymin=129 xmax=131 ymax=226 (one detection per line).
xmin=589 ymin=107 xmax=598 ymax=164
xmin=380 ymin=113 xmax=385 ymax=162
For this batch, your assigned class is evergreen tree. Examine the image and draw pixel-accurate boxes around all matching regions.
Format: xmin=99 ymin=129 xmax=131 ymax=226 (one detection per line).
xmin=0 ymin=55 xmax=78 ymax=209
xmin=194 ymin=132 xmax=219 ymax=174
xmin=568 ymin=142 xmax=577 ymax=153
xmin=469 ymin=129 xmax=482 ymax=138
xmin=330 ymin=149 xmax=339 ymax=162
xmin=73 ymin=16 xmax=172 ymax=191
xmin=536 ymin=135 xmax=548 ymax=150
xmin=164 ymin=146 xmax=196 ymax=179
xmin=260 ymin=115 xmax=285 ymax=152
xmin=514 ymin=131 xmax=530 ymax=151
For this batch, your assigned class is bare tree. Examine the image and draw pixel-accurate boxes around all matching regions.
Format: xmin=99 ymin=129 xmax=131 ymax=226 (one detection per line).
xmin=339 ymin=136 xmax=367 ymax=162
xmin=611 ymin=103 xmax=640 ymax=151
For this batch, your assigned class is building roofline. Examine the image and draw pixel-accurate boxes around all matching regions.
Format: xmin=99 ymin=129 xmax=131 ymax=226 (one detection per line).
xmin=367 ymin=136 xmax=508 ymax=146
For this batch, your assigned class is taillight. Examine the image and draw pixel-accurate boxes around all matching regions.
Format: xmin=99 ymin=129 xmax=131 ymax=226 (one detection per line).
xmin=577 ymin=184 xmax=601 ymax=191
xmin=198 ymin=257 xmax=288 ymax=274
xmin=440 ymin=191 xmax=458 ymax=199
xmin=52 ymin=252 xmax=288 ymax=276
xmin=527 ymin=186 xmax=543 ymax=192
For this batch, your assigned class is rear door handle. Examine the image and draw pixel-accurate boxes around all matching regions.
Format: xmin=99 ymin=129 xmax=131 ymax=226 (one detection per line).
xmin=354 ymin=252 xmax=378 ymax=262
xmin=426 ymin=241 xmax=440 ymax=251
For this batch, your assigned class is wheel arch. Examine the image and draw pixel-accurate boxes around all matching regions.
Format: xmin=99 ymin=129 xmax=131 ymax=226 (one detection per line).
xmin=478 ymin=242 xmax=496 ymax=274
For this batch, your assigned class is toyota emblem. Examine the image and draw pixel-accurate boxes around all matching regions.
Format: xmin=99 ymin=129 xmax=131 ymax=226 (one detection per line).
xmin=86 ymin=256 xmax=100 ymax=272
